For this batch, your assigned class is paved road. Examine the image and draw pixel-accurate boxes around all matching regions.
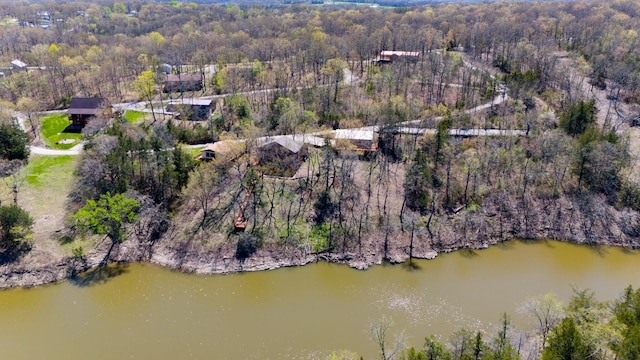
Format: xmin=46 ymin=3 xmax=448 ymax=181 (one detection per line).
xmin=29 ymin=144 xmax=83 ymax=155
xmin=13 ymin=111 xmax=84 ymax=156
xmin=18 ymin=60 xmax=517 ymax=157
xmin=401 ymin=86 xmax=508 ymax=127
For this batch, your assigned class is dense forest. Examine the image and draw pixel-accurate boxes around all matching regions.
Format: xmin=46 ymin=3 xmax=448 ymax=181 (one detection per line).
xmin=0 ymin=0 xmax=640 ymax=356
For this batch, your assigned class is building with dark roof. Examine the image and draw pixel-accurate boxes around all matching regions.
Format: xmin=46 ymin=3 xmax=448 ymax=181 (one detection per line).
xmin=67 ymin=97 xmax=112 ymax=127
xmin=377 ymin=51 xmax=420 ymax=64
xmin=163 ymin=74 xmax=203 ymax=93
xmin=166 ymin=98 xmax=213 ymax=121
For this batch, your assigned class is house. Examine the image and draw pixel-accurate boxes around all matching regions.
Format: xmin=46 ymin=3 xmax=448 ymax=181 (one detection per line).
xmin=11 ymin=59 xmax=27 ymax=70
xmin=166 ymin=98 xmax=214 ymax=121
xmin=67 ymin=97 xmax=112 ymax=127
xmin=333 ymin=128 xmax=377 ymax=152
xmin=255 ymin=136 xmax=310 ymax=177
xmin=377 ymin=51 xmax=420 ymax=64
xmin=198 ymin=140 xmax=244 ymax=162
xmin=163 ymin=73 xmax=203 ymax=93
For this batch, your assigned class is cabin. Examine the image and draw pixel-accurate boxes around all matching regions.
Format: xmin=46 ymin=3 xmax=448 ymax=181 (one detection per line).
xmin=377 ymin=51 xmax=420 ymax=64
xmin=333 ymin=129 xmax=377 ymax=153
xmin=255 ymin=136 xmax=309 ymax=178
xmin=198 ymin=140 xmax=244 ymax=162
xmin=67 ymin=97 xmax=112 ymax=127
xmin=166 ymin=98 xmax=214 ymax=121
xmin=163 ymin=73 xmax=203 ymax=93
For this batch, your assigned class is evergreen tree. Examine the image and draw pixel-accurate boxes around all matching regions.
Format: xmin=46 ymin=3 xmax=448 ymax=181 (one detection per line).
xmin=541 ymin=318 xmax=594 ymax=360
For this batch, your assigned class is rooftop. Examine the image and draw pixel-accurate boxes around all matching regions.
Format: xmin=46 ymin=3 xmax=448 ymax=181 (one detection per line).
xmin=167 ymin=98 xmax=212 ymax=106
xmin=165 ymin=73 xmax=202 ymax=82
xmin=333 ymin=129 xmax=376 ymax=141
xmin=67 ymin=97 xmax=108 ymax=115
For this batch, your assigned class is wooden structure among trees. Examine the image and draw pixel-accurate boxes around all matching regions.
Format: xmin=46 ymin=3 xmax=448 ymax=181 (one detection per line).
xmin=377 ymin=51 xmax=420 ymax=63
xmin=255 ymin=137 xmax=309 ymax=178
xmin=163 ymin=74 xmax=203 ymax=93
xmin=198 ymin=140 xmax=244 ymax=162
xmin=67 ymin=97 xmax=112 ymax=127
xmin=166 ymin=98 xmax=214 ymax=121
xmin=333 ymin=129 xmax=378 ymax=153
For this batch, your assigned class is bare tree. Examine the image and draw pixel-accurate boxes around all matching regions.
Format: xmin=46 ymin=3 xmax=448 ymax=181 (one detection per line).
xmin=519 ymin=292 xmax=564 ymax=348
xmin=370 ymin=316 xmax=404 ymax=360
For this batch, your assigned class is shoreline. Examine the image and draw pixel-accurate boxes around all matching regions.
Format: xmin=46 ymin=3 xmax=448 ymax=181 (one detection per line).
xmin=0 ymin=234 xmax=633 ymax=290
xmin=3 ymin=188 xmax=640 ymax=289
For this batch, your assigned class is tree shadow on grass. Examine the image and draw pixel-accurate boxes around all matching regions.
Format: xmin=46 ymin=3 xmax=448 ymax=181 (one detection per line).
xmin=62 ymin=124 xmax=83 ymax=133
xmin=69 ymin=264 xmax=129 ymax=287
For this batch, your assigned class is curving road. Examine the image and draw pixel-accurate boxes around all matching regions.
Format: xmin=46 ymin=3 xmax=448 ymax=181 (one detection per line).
xmin=13 ymin=111 xmax=84 ymax=156
xmin=17 ymin=61 xmax=516 ymax=157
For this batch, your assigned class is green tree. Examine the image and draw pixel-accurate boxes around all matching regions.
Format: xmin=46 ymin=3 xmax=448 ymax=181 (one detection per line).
xmin=112 ymin=2 xmax=127 ymax=14
xmin=612 ymin=286 xmax=640 ymax=360
xmin=450 ymin=329 xmax=482 ymax=360
xmin=559 ymin=100 xmax=596 ymax=137
xmin=404 ymin=347 xmax=427 ymax=360
xmin=483 ymin=313 xmax=520 ymax=360
xmin=566 ymin=288 xmax=616 ymax=360
xmin=405 ymin=148 xmax=433 ymax=214
xmin=131 ymin=70 xmax=158 ymax=123
xmin=0 ymin=124 xmax=30 ymax=160
xmin=73 ymin=192 xmax=140 ymax=247
xmin=0 ymin=204 xmax=33 ymax=252
xmin=541 ymin=318 xmax=594 ymax=360
xmin=573 ymin=129 xmax=626 ymax=194
xmin=424 ymin=335 xmax=452 ymax=360
xmin=321 ymin=58 xmax=348 ymax=105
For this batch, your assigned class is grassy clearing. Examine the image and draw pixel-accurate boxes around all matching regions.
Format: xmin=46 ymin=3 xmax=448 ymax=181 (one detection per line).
xmin=185 ymin=146 xmax=205 ymax=158
xmin=0 ymin=155 xmax=79 ymax=258
xmin=3 ymin=155 xmax=77 ymax=217
xmin=123 ymin=110 xmax=149 ymax=124
xmin=23 ymin=156 xmax=76 ymax=187
xmin=40 ymin=113 xmax=82 ymax=150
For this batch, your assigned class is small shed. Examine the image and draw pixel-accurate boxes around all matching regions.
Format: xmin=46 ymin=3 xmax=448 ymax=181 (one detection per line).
xmin=163 ymin=73 xmax=203 ymax=93
xmin=67 ymin=97 xmax=112 ymax=127
xmin=166 ymin=98 xmax=213 ymax=121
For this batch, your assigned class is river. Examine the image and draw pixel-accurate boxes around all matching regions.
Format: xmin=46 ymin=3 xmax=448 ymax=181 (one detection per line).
xmin=1 ymin=240 xmax=639 ymax=359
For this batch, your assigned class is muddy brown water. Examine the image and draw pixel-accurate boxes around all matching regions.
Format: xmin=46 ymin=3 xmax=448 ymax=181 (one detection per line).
xmin=1 ymin=240 xmax=639 ymax=359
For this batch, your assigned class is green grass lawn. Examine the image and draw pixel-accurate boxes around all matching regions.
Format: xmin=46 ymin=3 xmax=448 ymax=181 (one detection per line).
xmin=40 ymin=113 xmax=82 ymax=150
xmin=185 ymin=146 xmax=205 ymax=158
xmin=23 ymin=155 xmax=76 ymax=187
xmin=0 ymin=155 xmax=80 ymax=257
xmin=123 ymin=110 xmax=149 ymax=124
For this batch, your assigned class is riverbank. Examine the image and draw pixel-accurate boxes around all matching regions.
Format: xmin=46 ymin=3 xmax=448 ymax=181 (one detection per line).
xmin=3 ymin=187 xmax=639 ymax=289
